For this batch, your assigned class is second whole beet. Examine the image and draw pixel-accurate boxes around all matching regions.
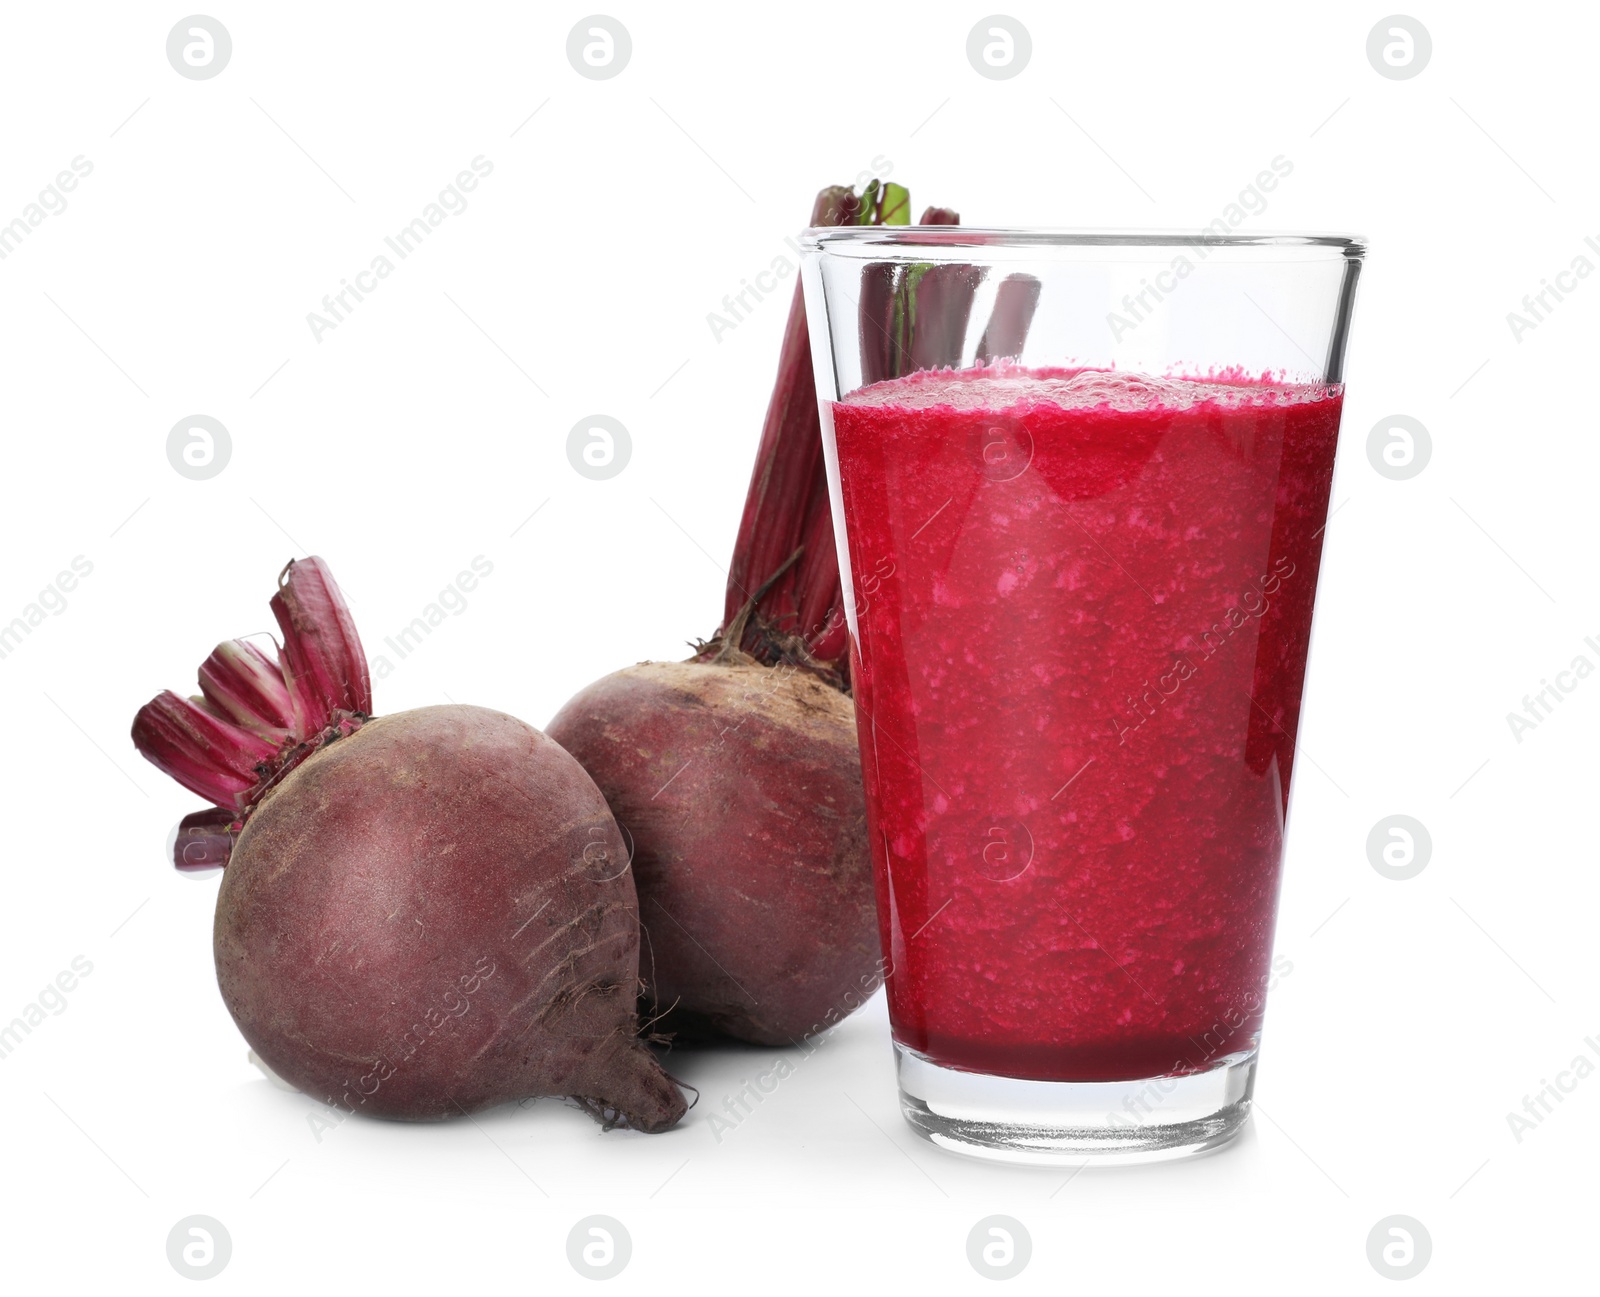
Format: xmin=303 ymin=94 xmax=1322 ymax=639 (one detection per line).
xmin=545 ymin=181 xmax=960 ymax=1047
xmin=546 ymin=659 xmax=878 ymax=1046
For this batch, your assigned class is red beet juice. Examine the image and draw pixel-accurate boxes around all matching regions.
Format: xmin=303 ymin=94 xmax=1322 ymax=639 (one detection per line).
xmin=828 ymin=365 xmax=1342 ymax=1083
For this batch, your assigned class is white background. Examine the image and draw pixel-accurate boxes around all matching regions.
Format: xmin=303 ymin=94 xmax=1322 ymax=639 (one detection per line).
xmin=0 ymin=2 xmax=1593 ymax=1290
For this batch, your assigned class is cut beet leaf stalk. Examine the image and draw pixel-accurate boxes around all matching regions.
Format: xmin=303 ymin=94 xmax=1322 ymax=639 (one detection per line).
xmin=861 ymin=206 xmax=974 ymax=382
xmin=270 ymin=556 xmax=371 ymax=735
xmin=174 ymin=807 xmax=238 ymax=871
xmin=859 ymin=261 xmax=899 ymax=386
xmin=720 ymin=182 xmax=958 ymax=683
xmin=904 ymin=263 xmax=985 ymax=371
xmin=977 ymin=273 xmax=1043 ymax=362
xmin=198 ymin=639 xmax=297 ymax=743
xmin=132 ymin=691 xmax=280 ymax=810
xmin=133 ymin=555 xmax=373 ymax=840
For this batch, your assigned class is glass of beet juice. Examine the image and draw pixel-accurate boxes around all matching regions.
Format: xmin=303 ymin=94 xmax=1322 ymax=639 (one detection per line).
xmin=800 ymin=230 xmax=1364 ymax=1163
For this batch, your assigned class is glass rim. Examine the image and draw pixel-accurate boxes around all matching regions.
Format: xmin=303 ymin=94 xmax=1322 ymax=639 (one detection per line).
xmin=801 ymin=227 xmax=1366 ymax=257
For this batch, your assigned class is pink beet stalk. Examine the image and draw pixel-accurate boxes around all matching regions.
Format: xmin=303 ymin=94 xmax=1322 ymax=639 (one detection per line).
xmin=198 ymin=640 xmax=297 ymax=742
xmin=132 ymin=691 xmax=280 ymax=810
xmin=132 ymin=555 xmax=373 ymax=867
xmin=174 ymin=808 xmax=238 ymax=872
xmin=717 ymin=184 xmax=959 ymax=685
xmin=270 ymin=557 xmax=372 ymax=734
xmin=718 ymin=185 xmax=857 ymax=679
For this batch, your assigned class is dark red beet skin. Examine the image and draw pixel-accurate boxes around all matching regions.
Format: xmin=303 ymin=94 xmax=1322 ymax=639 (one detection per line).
xmin=546 ymin=660 xmax=881 ymax=1046
xmin=216 ymin=704 xmax=685 ymax=1129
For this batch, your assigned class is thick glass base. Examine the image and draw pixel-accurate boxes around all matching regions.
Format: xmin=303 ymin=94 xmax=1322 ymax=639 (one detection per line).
xmin=895 ymin=1043 xmax=1257 ymax=1166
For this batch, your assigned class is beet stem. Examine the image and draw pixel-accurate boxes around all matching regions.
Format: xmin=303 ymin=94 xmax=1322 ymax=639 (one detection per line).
xmin=719 ymin=184 xmax=960 ymax=689
xmin=198 ymin=639 xmax=297 ymax=742
xmin=133 ymin=556 xmax=376 ymax=864
xmin=175 ymin=807 xmax=237 ymax=870
xmin=712 ymin=546 xmax=804 ymax=664
xmin=271 ymin=557 xmax=373 ymax=732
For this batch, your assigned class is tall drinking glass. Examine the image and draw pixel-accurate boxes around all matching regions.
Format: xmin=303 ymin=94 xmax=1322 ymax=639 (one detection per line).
xmin=800 ymin=230 xmax=1364 ymax=1163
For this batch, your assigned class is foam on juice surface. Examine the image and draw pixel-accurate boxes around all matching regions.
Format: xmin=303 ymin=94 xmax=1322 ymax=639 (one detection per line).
xmin=841 ymin=364 xmax=1341 ymax=414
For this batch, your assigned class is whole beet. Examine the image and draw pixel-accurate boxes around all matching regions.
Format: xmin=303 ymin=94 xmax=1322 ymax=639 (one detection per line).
xmin=216 ymin=704 xmax=686 ymax=1129
xmin=133 ymin=559 xmax=687 ymax=1131
xmin=539 ymin=180 xmax=954 ymax=1046
xmin=546 ymin=659 xmax=879 ymax=1046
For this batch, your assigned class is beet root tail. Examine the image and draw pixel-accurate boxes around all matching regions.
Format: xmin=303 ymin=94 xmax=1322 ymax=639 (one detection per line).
xmin=574 ymin=1040 xmax=688 ymax=1134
